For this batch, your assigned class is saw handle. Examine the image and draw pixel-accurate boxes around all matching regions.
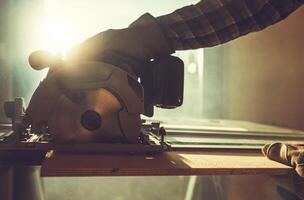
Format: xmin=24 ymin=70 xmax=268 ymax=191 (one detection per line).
xmin=28 ymin=50 xmax=63 ymax=70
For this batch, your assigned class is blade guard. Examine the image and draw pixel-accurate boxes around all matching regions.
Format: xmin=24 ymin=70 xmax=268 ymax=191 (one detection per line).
xmin=52 ymin=61 xmax=144 ymax=143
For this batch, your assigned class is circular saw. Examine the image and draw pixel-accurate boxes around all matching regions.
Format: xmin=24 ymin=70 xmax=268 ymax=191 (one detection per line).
xmin=2 ymin=50 xmax=184 ymax=152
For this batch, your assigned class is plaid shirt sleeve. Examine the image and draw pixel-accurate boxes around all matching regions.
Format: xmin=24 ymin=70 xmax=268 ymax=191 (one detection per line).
xmin=157 ymin=0 xmax=304 ymax=50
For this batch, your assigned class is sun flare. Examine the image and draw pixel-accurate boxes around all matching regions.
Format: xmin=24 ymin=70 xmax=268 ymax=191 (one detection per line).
xmin=42 ymin=16 xmax=75 ymax=57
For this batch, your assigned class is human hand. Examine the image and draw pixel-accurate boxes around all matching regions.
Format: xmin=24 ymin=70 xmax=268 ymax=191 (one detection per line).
xmin=262 ymin=142 xmax=304 ymax=177
xmin=67 ymin=13 xmax=173 ymax=65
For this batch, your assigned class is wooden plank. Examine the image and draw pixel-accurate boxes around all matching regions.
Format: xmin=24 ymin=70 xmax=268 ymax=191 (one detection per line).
xmin=41 ymin=151 xmax=291 ymax=177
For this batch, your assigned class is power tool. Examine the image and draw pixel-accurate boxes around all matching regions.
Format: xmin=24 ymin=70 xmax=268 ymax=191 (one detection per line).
xmin=1 ymin=51 xmax=184 ymax=153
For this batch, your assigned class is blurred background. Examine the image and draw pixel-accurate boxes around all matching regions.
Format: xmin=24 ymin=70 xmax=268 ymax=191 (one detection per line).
xmin=0 ymin=0 xmax=304 ymax=200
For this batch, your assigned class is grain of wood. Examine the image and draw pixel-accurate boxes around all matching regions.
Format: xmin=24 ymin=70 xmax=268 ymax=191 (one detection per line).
xmin=41 ymin=151 xmax=291 ymax=177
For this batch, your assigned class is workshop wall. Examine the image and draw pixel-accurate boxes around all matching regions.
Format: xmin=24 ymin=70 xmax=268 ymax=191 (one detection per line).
xmin=222 ymin=7 xmax=304 ymax=130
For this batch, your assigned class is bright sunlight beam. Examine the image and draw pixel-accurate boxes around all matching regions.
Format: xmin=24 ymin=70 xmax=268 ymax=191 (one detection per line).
xmin=42 ymin=16 xmax=75 ymax=57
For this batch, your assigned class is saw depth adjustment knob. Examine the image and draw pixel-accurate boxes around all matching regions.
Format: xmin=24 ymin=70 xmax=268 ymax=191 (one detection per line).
xmin=81 ymin=110 xmax=102 ymax=131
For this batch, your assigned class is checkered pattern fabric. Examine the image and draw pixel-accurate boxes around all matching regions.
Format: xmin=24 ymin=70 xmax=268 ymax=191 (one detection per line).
xmin=157 ymin=0 xmax=303 ymax=50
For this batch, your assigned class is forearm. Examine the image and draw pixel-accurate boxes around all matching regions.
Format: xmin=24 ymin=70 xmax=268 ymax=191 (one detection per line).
xmin=157 ymin=0 xmax=304 ymax=50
